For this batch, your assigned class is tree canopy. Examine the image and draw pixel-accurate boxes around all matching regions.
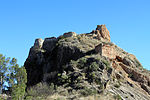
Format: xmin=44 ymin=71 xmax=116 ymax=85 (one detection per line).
xmin=0 ymin=54 xmax=27 ymax=100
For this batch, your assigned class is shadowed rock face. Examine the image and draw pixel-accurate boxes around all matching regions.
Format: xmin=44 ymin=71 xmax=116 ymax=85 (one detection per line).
xmin=24 ymin=37 xmax=85 ymax=86
xmin=42 ymin=37 xmax=58 ymax=53
xmin=24 ymin=25 xmax=150 ymax=100
xmin=95 ymin=44 xmax=102 ymax=55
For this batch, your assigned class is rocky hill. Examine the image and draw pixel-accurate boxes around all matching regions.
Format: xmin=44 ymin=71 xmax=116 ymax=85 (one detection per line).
xmin=24 ymin=25 xmax=150 ymax=100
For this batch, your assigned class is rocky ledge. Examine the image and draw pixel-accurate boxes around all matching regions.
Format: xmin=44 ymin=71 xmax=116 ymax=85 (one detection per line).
xmin=24 ymin=25 xmax=150 ymax=100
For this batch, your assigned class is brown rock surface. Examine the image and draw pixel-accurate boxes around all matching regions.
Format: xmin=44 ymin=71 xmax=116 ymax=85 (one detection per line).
xmin=96 ymin=25 xmax=110 ymax=41
xmin=102 ymin=43 xmax=116 ymax=59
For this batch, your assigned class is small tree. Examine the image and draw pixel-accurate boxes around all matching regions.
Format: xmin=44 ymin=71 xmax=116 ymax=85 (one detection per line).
xmin=0 ymin=54 xmax=27 ymax=100
xmin=0 ymin=54 xmax=10 ymax=94
xmin=11 ymin=66 xmax=27 ymax=100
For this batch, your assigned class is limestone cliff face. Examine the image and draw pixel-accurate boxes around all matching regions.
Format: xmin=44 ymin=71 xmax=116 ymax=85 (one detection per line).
xmin=24 ymin=25 xmax=150 ymax=100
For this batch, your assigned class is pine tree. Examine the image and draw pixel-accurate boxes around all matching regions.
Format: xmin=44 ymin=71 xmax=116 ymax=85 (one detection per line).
xmin=0 ymin=54 xmax=10 ymax=94
xmin=11 ymin=66 xmax=27 ymax=100
xmin=0 ymin=54 xmax=27 ymax=100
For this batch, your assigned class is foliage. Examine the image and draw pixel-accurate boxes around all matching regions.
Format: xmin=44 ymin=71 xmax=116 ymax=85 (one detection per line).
xmin=25 ymin=82 xmax=55 ymax=100
xmin=80 ymin=87 xmax=97 ymax=96
xmin=11 ymin=67 xmax=27 ymax=100
xmin=77 ymin=57 xmax=87 ymax=69
xmin=0 ymin=54 xmax=10 ymax=94
xmin=70 ymin=60 xmax=78 ymax=68
xmin=0 ymin=54 xmax=27 ymax=100
xmin=59 ymin=74 xmax=69 ymax=83
xmin=89 ymin=62 xmax=99 ymax=71
xmin=102 ymin=59 xmax=111 ymax=70
xmin=113 ymin=94 xmax=122 ymax=100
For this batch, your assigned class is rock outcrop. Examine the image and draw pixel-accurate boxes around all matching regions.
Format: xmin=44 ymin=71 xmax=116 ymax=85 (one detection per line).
xmin=24 ymin=25 xmax=150 ymax=100
xmin=96 ymin=25 xmax=110 ymax=41
xmin=34 ymin=38 xmax=44 ymax=48
xmin=42 ymin=37 xmax=58 ymax=53
xmin=63 ymin=32 xmax=77 ymax=38
xmin=90 ymin=25 xmax=110 ymax=41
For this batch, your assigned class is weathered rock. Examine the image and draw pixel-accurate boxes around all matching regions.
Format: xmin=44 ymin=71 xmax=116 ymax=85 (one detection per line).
xmin=119 ymin=63 xmax=150 ymax=85
xmin=63 ymin=32 xmax=77 ymax=38
xmin=42 ymin=37 xmax=57 ymax=53
xmin=102 ymin=43 xmax=116 ymax=59
xmin=25 ymin=40 xmax=85 ymax=86
xmin=96 ymin=25 xmax=110 ymax=41
xmin=95 ymin=30 xmax=101 ymax=40
xmin=123 ymin=57 xmax=132 ymax=66
xmin=95 ymin=44 xmax=102 ymax=55
xmin=56 ymin=44 xmax=85 ymax=67
xmin=34 ymin=38 xmax=44 ymax=48
xmin=141 ymin=83 xmax=150 ymax=95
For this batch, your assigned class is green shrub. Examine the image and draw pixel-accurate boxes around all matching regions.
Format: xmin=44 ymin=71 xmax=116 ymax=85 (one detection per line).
xmin=25 ymin=82 xmax=55 ymax=99
xmin=0 ymin=96 xmax=5 ymax=100
xmin=76 ymin=76 xmax=83 ymax=82
xmin=102 ymin=59 xmax=110 ymax=67
xmin=57 ymin=72 xmax=70 ymax=84
xmin=89 ymin=62 xmax=99 ymax=71
xmin=24 ymin=96 xmax=33 ymax=100
xmin=95 ymin=79 xmax=103 ymax=87
xmin=77 ymin=57 xmax=87 ymax=69
xmin=114 ymin=94 xmax=122 ymax=100
xmin=11 ymin=67 xmax=27 ymax=100
xmin=70 ymin=60 xmax=78 ymax=68
xmin=88 ymin=72 xmax=96 ymax=82
xmin=61 ymin=74 xmax=69 ymax=83
xmin=102 ymin=59 xmax=111 ymax=70
xmin=80 ymin=87 xmax=97 ymax=96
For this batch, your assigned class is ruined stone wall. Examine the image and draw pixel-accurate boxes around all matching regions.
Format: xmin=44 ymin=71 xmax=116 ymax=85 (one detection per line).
xmin=102 ymin=44 xmax=116 ymax=59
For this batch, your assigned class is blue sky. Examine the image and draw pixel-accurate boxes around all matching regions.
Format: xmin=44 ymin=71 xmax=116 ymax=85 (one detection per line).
xmin=0 ymin=0 xmax=149 ymax=70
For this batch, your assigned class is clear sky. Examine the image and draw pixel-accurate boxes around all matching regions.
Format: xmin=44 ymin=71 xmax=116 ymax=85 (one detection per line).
xmin=0 ymin=0 xmax=149 ymax=70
